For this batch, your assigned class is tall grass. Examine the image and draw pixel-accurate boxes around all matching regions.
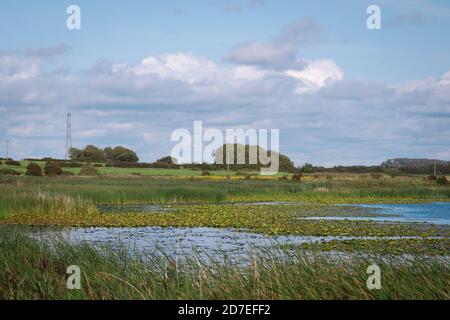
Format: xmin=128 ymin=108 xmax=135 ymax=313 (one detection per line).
xmin=0 ymin=227 xmax=448 ymax=300
xmin=0 ymin=175 xmax=448 ymax=219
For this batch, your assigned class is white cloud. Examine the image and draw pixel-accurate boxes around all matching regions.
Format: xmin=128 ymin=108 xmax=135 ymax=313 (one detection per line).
xmin=111 ymin=50 xmax=341 ymax=92
xmin=286 ymin=59 xmax=344 ymax=93
xmin=113 ymin=52 xmax=219 ymax=85
xmin=228 ymin=18 xmax=323 ymax=68
xmin=79 ymin=129 xmax=107 ymax=138
xmin=0 ymin=54 xmax=40 ymax=82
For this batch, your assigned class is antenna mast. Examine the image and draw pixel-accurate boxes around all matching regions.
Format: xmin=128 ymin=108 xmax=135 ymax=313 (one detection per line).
xmin=65 ymin=113 xmax=72 ymax=160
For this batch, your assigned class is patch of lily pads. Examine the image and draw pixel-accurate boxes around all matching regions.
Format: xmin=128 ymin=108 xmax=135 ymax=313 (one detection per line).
xmin=295 ymin=238 xmax=450 ymax=256
xmin=3 ymin=203 xmax=448 ymax=238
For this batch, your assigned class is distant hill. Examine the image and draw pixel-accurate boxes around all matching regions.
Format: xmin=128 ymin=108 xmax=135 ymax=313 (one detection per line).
xmin=381 ymin=158 xmax=450 ymax=168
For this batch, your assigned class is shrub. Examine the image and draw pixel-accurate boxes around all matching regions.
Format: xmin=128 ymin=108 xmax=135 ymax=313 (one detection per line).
xmin=300 ymin=163 xmax=315 ymax=173
xmin=371 ymin=173 xmax=383 ymax=179
xmin=0 ymin=168 xmax=20 ymax=176
xmin=5 ymin=160 xmax=21 ymax=166
xmin=44 ymin=161 xmax=63 ymax=176
xmin=26 ymin=162 xmax=42 ymax=176
xmin=156 ymin=156 xmax=176 ymax=165
xmin=428 ymin=175 xmax=437 ymax=181
xmin=201 ymin=170 xmax=211 ymax=176
xmin=291 ymin=173 xmax=302 ymax=182
xmin=436 ymin=176 xmax=449 ymax=185
xmin=79 ymin=164 xmax=100 ymax=176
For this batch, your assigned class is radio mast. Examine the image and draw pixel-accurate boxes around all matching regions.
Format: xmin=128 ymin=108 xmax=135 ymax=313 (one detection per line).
xmin=65 ymin=113 xmax=72 ymax=160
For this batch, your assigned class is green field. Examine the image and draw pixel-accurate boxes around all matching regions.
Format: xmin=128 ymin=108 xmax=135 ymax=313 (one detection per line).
xmin=0 ymin=160 xmax=288 ymax=177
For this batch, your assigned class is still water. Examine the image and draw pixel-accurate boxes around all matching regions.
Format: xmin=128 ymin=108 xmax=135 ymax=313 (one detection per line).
xmin=300 ymin=202 xmax=450 ymax=225
xmin=27 ymin=202 xmax=450 ymax=259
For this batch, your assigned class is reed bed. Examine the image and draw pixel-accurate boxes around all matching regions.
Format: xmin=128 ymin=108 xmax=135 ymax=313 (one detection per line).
xmin=0 ymin=228 xmax=448 ymax=300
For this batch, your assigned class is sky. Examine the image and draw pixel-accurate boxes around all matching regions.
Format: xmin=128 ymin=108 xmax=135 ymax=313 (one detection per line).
xmin=1 ymin=0 xmax=450 ymax=166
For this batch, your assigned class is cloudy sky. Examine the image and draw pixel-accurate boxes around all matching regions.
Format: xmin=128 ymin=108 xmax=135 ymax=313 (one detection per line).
xmin=1 ymin=0 xmax=450 ymax=166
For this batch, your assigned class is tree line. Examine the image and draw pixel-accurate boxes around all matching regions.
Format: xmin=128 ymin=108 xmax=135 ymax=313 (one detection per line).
xmin=69 ymin=145 xmax=139 ymax=163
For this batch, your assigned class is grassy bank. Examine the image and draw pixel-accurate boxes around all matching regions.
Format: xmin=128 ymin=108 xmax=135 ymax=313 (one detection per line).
xmin=0 ymin=228 xmax=448 ymax=300
xmin=1 ymin=175 xmax=449 ymax=207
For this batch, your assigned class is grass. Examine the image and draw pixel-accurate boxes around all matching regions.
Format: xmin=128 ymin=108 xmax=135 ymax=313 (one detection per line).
xmin=0 ymin=227 xmax=448 ymax=300
xmin=1 ymin=175 xmax=449 ymax=205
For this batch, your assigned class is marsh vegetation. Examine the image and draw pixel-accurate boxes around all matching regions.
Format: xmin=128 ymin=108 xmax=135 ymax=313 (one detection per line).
xmin=0 ymin=174 xmax=449 ymax=299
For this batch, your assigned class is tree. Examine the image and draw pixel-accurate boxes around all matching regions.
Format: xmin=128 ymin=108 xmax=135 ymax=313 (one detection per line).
xmin=104 ymin=147 xmax=114 ymax=162
xmin=44 ymin=161 xmax=63 ymax=176
xmin=69 ymin=147 xmax=84 ymax=160
xmin=70 ymin=145 xmax=140 ymax=163
xmin=278 ymin=154 xmax=296 ymax=172
xmin=157 ymin=156 xmax=177 ymax=165
xmin=26 ymin=162 xmax=43 ymax=176
xmin=83 ymin=145 xmax=105 ymax=161
xmin=300 ymin=163 xmax=315 ymax=173
xmin=214 ymin=144 xmax=297 ymax=172
xmin=105 ymin=146 xmax=139 ymax=163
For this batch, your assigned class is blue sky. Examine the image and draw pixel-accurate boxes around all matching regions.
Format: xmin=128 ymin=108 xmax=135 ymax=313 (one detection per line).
xmin=1 ymin=0 xmax=450 ymax=165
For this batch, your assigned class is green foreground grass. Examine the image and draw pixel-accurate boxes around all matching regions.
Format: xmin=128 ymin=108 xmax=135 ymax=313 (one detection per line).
xmin=0 ymin=228 xmax=448 ymax=300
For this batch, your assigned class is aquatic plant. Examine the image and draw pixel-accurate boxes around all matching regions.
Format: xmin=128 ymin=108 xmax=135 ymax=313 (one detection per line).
xmin=296 ymin=238 xmax=450 ymax=256
xmin=0 ymin=228 xmax=448 ymax=300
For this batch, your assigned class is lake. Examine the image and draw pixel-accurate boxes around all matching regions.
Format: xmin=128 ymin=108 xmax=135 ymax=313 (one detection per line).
xmin=29 ymin=202 xmax=450 ymax=259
